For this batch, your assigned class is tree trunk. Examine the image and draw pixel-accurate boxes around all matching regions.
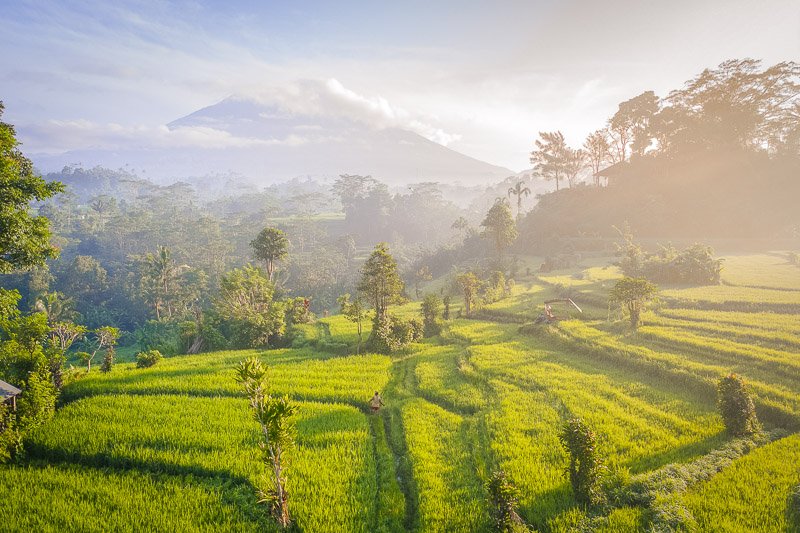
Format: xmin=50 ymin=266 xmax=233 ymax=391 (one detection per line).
xmin=629 ymin=306 xmax=640 ymax=329
xmin=272 ymin=445 xmax=290 ymax=528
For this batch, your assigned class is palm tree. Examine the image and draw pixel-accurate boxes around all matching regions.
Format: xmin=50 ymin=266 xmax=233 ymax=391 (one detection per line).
xmin=144 ymin=246 xmax=189 ymax=320
xmin=507 ymin=181 xmax=532 ymax=219
xmin=35 ymin=292 xmax=76 ymax=324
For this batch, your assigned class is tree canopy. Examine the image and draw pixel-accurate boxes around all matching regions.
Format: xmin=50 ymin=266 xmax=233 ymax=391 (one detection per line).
xmin=0 ymin=102 xmax=64 ymax=273
xmin=480 ymin=199 xmax=518 ymax=259
xmin=357 ymin=243 xmax=403 ymax=320
xmin=609 ymin=277 xmax=658 ymax=329
xmin=251 ymin=227 xmax=289 ymax=281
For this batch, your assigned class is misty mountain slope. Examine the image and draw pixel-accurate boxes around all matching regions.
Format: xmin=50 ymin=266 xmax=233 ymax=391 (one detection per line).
xmin=33 ymin=96 xmax=515 ymax=186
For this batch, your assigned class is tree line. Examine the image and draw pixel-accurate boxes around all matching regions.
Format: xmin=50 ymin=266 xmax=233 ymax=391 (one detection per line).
xmin=520 ymin=59 xmax=799 ymax=246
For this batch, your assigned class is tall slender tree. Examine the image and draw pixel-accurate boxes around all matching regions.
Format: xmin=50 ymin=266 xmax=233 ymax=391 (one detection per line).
xmin=507 ymin=181 xmax=531 ymax=219
xmin=530 ymin=131 xmax=568 ymax=191
xmin=337 ymin=293 xmax=368 ymax=354
xmin=456 ymin=272 xmax=481 ymax=317
xmin=141 ymin=246 xmax=187 ymax=320
xmin=251 ymin=227 xmax=289 ymax=282
xmin=480 ymin=199 xmax=518 ymax=259
xmin=236 ymin=357 xmax=296 ymax=529
xmin=357 ymin=243 xmax=403 ymax=321
xmin=583 ymin=130 xmax=610 ymax=186
xmin=564 ymin=148 xmax=586 ymax=189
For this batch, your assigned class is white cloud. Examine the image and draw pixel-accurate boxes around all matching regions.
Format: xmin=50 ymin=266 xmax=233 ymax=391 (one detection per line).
xmin=243 ymin=78 xmax=462 ymax=146
xmin=21 ymin=120 xmax=309 ymax=153
xmin=19 ymin=78 xmax=461 ymax=154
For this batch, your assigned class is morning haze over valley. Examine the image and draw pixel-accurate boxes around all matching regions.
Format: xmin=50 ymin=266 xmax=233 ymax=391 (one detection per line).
xmin=1 ymin=1 xmax=799 ymax=532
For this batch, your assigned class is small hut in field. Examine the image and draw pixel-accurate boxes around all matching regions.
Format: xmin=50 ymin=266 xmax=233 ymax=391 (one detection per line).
xmin=0 ymin=380 xmax=22 ymax=411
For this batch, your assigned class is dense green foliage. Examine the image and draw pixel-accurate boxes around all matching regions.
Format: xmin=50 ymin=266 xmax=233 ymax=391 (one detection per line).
xmin=135 ymin=349 xmax=163 ymax=368
xmin=608 ymin=276 xmax=658 ymax=329
xmin=480 ymin=199 xmax=518 ymax=259
xmin=718 ymin=374 xmax=760 ymax=436
xmin=420 ymin=294 xmax=443 ymax=337
xmin=0 ymin=102 xmax=64 ymax=273
xmin=486 ymin=470 xmax=524 ymax=532
xmin=616 ymin=229 xmax=723 ymax=285
xmin=215 ymin=265 xmax=285 ymax=348
xmin=359 ymin=243 xmax=403 ymax=321
xmin=559 ymin=418 xmax=603 ymax=506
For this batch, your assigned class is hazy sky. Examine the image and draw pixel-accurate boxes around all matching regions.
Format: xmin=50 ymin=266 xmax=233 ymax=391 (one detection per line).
xmin=2 ymin=0 xmax=798 ymax=171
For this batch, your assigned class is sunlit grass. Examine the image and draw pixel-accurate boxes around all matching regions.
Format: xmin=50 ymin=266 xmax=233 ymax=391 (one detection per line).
xmin=720 ymin=253 xmax=800 ymax=290
xmin=685 ymin=433 xmax=800 ymax=532
xmin=4 ymin=253 xmax=800 ymax=531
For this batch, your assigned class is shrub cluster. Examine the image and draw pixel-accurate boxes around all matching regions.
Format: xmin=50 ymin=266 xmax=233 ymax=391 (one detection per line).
xmin=559 ymin=417 xmax=603 ymax=506
xmin=368 ymin=314 xmax=423 ymax=353
xmin=618 ymin=232 xmax=722 ymax=285
xmin=100 ymin=346 xmax=115 ymax=373
xmin=486 ymin=470 xmax=524 ymax=532
xmin=136 ymin=350 xmax=163 ymax=369
xmin=717 ymin=374 xmax=760 ymax=436
xmin=421 ymin=294 xmax=443 ymax=337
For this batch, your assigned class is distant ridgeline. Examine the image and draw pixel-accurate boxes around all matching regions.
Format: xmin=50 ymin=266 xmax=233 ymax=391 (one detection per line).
xmin=519 ymin=59 xmax=799 ymax=244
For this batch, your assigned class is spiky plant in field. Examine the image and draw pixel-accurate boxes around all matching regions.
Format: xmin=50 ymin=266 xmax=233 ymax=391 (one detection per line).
xmin=236 ymin=357 xmax=297 ymax=528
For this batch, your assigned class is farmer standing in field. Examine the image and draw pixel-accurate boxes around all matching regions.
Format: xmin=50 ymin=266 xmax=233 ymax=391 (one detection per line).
xmin=370 ymin=391 xmax=384 ymax=413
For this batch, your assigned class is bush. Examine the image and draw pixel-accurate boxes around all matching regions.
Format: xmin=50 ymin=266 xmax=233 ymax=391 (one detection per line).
xmin=367 ymin=314 xmax=422 ymax=354
xmin=178 ymin=318 xmax=227 ymax=354
xmin=286 ymin=297 xmax=314 ymax=325
xmin=560 ymin=417 xmax=603 ymax=506
xmin=100 ymin=346 xmax=115 ymax=373
xmin=421 ymin=294 xmax=443 ymax=337
xmin=486 ymin=470 xmax=524 ymax=532
xmin=136 ymin=350 xmax=163 ymax=369
xmin=442 ymin=295 xmax=451 ymax=320
xmin=717 ymin=374 xmax=760 ymax=436
xmin=609 ymin=277 xmax=658 ymax=329
xmin=618 ymin=236 xmax=723 ymax=285
xmin=16 ymin=367 xmax=57 ymax=431
xmin=539 ymin=253 xmax=579 ymax=273
xmin=484 ymin=271 xmax=509 ymax=303
xmin=0 ymin=403 xmax=21 ymax=463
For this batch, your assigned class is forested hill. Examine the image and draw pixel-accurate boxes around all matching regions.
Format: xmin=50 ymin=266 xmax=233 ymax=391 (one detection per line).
xmin=521 ymin=149 xmax=799 ymax=242
xmin=520 ymin=59 xmax=800 ymax=244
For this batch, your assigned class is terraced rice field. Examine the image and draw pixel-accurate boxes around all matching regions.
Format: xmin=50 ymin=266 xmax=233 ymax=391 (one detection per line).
xmin=1 ymin=253 xmax=799 ymax=531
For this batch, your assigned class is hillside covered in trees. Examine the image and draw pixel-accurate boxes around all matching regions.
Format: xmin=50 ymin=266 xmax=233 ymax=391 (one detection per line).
xmin=520 ymin=60 xmax=800 ymax=243
xmin=1 ymin=47 xmax=799 ymax=533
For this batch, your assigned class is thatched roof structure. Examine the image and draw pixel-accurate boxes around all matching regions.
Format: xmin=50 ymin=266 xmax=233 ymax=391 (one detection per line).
xmin=0 ymin=380 xmax=22 ymax=400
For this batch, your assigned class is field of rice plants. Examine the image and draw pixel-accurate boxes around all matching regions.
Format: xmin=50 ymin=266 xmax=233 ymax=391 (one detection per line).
xmin=719 ymin=253 xmax=800 ymax=290
xmin=1 ymin=253 xmax=798 ymax=531
xmin=1 ymin=345 xmax=402 ymax=533
xmin=684 ymin=433 xmax=800 ymax=531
